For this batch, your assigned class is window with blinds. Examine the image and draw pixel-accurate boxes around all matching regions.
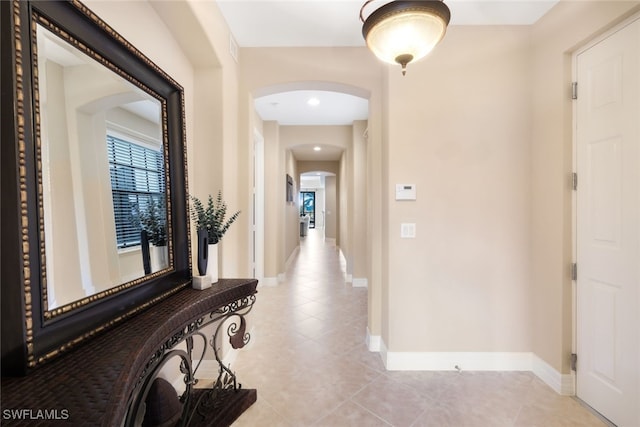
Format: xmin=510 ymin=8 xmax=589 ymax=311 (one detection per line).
xmin=107 ymin=134 xmax=165 ymax=248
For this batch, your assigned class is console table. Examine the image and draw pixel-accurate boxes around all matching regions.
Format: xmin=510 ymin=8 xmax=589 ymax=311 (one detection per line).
xmin=1 ymin=279 xmax=258 ymax=426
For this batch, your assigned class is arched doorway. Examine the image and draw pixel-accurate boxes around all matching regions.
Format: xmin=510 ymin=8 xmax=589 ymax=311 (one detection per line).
xmin=251 ymin=83 xmax=369 ymax=285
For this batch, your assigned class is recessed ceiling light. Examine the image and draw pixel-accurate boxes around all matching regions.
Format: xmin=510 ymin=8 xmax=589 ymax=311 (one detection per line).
xmin=307 ymin=97 xmax=320 ymax=107
xmin=314 ymin=146 xmax=322 ymax=151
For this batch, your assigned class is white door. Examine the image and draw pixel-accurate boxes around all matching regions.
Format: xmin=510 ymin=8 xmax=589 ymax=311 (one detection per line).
xmin=576 ymin=16 xmax=639 ymax=427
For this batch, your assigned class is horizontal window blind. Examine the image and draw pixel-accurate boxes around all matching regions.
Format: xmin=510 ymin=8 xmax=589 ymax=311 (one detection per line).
xmin=107 ymin=135 xmax=165 ymax=248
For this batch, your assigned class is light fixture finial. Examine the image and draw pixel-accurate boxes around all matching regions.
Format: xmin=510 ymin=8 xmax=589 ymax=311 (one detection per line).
xmin=395 ymin=53 xmax=413 ymax=76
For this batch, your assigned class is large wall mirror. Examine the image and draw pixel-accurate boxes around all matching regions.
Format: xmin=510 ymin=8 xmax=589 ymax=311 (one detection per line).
xmin=1 ymin=0 xmax=191 ymax=374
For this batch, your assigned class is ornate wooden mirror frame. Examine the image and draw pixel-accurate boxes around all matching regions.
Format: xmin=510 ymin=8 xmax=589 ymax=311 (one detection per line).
xmin=1 ymin=0 xmax=191 ymax=375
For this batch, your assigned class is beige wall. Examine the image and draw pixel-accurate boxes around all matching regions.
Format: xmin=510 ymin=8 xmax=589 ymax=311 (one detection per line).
xmin=384 ymin=26 xmax=533 ymax=352
xmin=530 ymin=1 xmax=640 ymax=372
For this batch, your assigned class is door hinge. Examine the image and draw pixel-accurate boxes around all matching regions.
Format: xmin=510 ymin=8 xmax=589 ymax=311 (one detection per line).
xmin=572 ymin=263 xmax=578 ymax=281
xmin=572 ymin=172 xmax=578 ymax=191
xmin=572 ymin=82 xmax=578 ymax=100
xmin=571 ymin=353 xmax=578 ymax=371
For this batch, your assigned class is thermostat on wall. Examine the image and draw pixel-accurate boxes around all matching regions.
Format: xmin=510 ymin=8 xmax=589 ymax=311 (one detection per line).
xmin=395 ymin=184 xmax=416 ymax=200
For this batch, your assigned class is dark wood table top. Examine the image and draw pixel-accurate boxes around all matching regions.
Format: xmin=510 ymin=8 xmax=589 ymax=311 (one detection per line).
xmin=1 ymin=279 xmax=258 ymax=426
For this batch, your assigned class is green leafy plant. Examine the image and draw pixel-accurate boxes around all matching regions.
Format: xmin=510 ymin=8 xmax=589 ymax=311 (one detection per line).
xmin=190 ymin=191 xmax=240 ymax=244
xmin=133 ymin=197 xmax=167 ymax=246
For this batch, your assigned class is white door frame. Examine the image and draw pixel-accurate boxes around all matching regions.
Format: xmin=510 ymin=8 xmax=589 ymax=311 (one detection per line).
xmin=252 ymin=128 xmax=265 ymax=282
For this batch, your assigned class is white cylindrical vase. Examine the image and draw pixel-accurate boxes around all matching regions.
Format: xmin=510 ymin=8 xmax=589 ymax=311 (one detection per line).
xmin=150 ymin=244 xmax=168 ymax=272
xmin=206 ymin=243 xmax=218 ymax=283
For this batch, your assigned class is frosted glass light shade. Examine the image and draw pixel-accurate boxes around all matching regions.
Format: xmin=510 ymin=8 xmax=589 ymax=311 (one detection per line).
xmin=362 ymin=1 xmax=450 ymax=75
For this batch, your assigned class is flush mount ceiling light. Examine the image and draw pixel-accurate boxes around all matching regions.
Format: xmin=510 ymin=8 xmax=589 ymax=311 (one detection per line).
xmin=360 ymin=0 xmax=451 ymax=76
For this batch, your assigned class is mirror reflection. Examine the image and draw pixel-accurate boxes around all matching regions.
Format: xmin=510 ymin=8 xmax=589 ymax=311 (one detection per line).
xmin=37 ymin=24 xmax=170 ymax=311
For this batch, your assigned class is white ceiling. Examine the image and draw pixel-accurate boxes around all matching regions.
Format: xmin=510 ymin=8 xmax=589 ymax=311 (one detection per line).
xmin=217 ymin=0 xmax=559 ymax=47
xmin=220 ymin=0 xmax=559 ymax=158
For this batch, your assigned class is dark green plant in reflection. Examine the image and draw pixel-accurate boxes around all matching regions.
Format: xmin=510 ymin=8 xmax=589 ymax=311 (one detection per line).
xmin=133 ymin=197 xmax=167 ymax=246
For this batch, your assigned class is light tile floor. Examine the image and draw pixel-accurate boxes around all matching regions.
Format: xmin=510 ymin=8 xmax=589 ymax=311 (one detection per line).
xmin=230 ymin=229 xmax=606 ymax=426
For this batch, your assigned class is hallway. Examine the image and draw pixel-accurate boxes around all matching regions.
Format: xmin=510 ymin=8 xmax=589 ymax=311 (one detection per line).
xmin=231 ymin=230 xmax=606 ymax=426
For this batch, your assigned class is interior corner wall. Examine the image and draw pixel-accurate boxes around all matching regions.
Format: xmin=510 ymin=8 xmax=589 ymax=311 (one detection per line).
xmin=219 ymin=63 xmax=244 ymax=278
xmin=191 ymin=67 xmax=223 ymax=204
xmin=156 ymin=0 xmax=248 ymax=278
xmin=262 ymin=121 xmax=282 ymax=279
xmin=129 ymin=0 xmax=253 ymax=278
xmin=352 ymin=121 xmax=368 ymax=281
xmin=377 ymin=70 xmax=390 ymax=346
xmin=530 ymin=1 xmax=640 ymax=374
xmin=260 ymin=120 xmax=299 ymax=280
xmin=339 ymin=149 xmax=351 ymax=267
xmin=325 ymin=175 xmax=338 ymax=241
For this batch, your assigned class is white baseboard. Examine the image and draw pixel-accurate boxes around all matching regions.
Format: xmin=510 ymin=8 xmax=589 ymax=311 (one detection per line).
xmin=167 ymin=359 xmax=220 ymax=393
xmin=182 ymin=309 xmax=566 ymax=392
xmin=259 ymin=277 xmax=279 ymax=287
xmin=338 ymin=248 xmax=354 ymax=283
xmin=532 ymin=354 xmax=575 ymax=395
xmin=285 ymin=246 xmax=299 ymax=268
xmin=277 ymin=273 xmax=285 ymax=283
xmin=383 ymin=350 xmax=533 ymax=371
xmin=282 ymin=246 xmax=299 ymax=273
xmin=192 ymin=359 xmax=220 ymax=379
xmin=374 ymin=338 xmax=574 ymax=396
xmin=353 ymin=278 xmax=368 ymax=288
xmin=188 ymin=325 xmax=255 ymax=386
xmin=366 ymin=328 xmax=381 ymax=351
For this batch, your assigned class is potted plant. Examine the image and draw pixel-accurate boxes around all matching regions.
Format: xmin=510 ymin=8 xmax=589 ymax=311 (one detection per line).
xmin=133 ymin=197 xmax=167 ymax=274
xmin=190 ymin=191 xmax=240 ymax=283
